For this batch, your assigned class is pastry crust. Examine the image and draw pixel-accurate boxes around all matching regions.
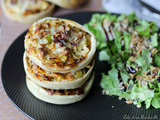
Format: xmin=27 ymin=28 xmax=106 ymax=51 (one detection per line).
xmin=1 ymin=0 xmax=55 ymax=23
xmin=46 ymin=0 xmax=86 ymax=9
xmin=25 ymin=17 xmax=96 ymax=73
xmin=23 ymin=52 xmax=94 ymax=89
xmin=26 ymin=72 xmax=94 ymax=105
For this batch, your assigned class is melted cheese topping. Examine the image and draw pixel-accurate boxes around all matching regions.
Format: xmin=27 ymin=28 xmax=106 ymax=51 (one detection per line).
xmin=26 ymin=56 xmax=92 ymax=82
xmin=5 ymin=0 xmax=51 ymax=15
xmin=25 ymin=19 xmax=91 ymax=68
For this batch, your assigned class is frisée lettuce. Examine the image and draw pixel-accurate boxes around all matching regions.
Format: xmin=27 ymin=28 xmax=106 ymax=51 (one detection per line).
xmin=84 ymin=13 xmax=160 ymax=109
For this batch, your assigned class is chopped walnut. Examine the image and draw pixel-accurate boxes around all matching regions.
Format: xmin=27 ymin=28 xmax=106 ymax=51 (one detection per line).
xmin=35 ymin=24 xmax=43 ymax=31
xmin=38 ymin=48 xmax=48 ymax=57
xmin=44 ymin=23 xmax=50 ymax=28
xmin=64 ymin=48 xmax=70 ymax=55
xmin=38 ymin=31 xmax=49 ymax=39
xmin=126 ymin=100 xmax=133 ymax=104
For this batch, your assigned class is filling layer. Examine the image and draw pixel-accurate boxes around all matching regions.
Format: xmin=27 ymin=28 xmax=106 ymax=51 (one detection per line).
xmin=26 ymin=55 xmax=93 ymax=82
xmin=27 ymin=74 xmax=92 ymax=96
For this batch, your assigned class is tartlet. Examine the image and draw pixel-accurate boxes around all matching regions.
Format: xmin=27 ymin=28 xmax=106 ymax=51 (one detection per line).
xmin=1 ymin=0 xmax=55 ymax=23
xmin=23 ymin=52 xmax=94 ymax=89
xmin=26 ymin=72 xmax=94 ymax=105
xmin=25 ymin=17 xmax=96 ymax=73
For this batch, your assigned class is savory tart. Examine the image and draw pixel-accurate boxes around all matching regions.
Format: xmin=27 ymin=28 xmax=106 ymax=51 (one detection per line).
xmin=25 ymin=17 xmax=96 ymax=73
xmin=26 ymin=72 xmax=94 ymax=104
xmin=46 ymin=0 xmax=86 ymax=9
xmin=1 ymin=0 xmax=55 ymax=23
xmin=23 ymin=52 xmax=94 ymax=89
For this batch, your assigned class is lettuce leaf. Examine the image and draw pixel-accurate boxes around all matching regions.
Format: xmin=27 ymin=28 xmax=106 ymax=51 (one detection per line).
xmin=84 ymin=23 xmax=106 ymax=50
xmin=153 ymin=53 xmax=160 ymax=67
xmin=152 ymin=93 xmax=160 ymax=108
xmin=123 ymin=33 xmax=131 ymax=50
xmin=84 ymin=12 xmax=160 ymax=109
xmin=84 ymin=13 xmax=117 ymax=50
xmin=120 ymin=70 xmax=129 ymax=84
xmin=101 ymin=73 xmax=120 ymax=95
xmin=151 ymin=33 xmax=158 ymax=47
xmin=135 ymin=49 xmax=151 ymax=73
xmin=99 ymin=50 xmax=110 ymax=61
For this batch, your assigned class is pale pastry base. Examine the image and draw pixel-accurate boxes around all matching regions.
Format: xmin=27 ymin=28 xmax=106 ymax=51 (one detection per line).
xmin=26 ymin=72 xmax=95 ymax=105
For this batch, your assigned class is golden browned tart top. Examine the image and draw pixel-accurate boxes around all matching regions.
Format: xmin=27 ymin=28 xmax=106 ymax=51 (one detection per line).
xmin=4 ymin=0 xmax=52 ymax=16
xmin=25 ymin=18 xmax=96 ymax=72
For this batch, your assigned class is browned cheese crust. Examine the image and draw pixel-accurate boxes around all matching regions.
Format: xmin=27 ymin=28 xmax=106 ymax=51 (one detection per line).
xmin=25 ymin=17 xmax=96 ymax=72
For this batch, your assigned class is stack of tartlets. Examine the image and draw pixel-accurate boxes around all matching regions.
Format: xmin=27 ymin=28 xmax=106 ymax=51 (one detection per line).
xmin=23 ymin=17 xmax=96 ymax=104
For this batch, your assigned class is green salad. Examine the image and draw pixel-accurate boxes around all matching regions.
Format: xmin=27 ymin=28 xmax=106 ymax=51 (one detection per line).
xmin=84 ymin=13 xmax=160 ymax=109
